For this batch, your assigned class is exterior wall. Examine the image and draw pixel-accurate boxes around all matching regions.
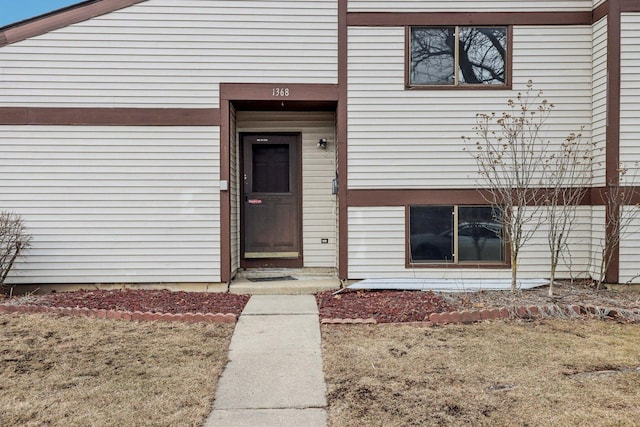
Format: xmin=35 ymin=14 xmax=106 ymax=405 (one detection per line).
xmin=620 ymin=13 xmax=640 ymax=182
xmin=348 ymin=1 xmax=593 ymax=12
xmin=590 ymin=206 xmax=605 ymax=281
xmin=618 ymin=14 xmax=640 ymax=283
xmin=619 ymin=206 xmax=640 ymax=283
xmin=1 ymin=125 xmax=221 ymax=284
xmin=520 ymin=207 xmax=593 ymax=280
xmin=348 ymin=206 xmax=592 ymax=279
xmin=237 ymin=111 xmax=337 ymax=268
xmin=347 ymin=25 xmax=593 ymax=189
xmin=0 ymin=0 xmax=338 ymax=108
xmin=592 ymin=16 xmax=608 ymax=186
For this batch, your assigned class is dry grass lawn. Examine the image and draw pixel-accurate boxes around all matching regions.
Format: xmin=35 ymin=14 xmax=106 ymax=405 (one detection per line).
xmin=322 ymin=320 xmax=640 ymax=426
xmin=0 ymin=313 xmax=234 ymax=426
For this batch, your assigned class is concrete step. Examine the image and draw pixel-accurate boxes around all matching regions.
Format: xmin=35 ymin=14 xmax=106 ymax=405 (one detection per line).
xmin=229 ymin=277 xmax=341 ymax=295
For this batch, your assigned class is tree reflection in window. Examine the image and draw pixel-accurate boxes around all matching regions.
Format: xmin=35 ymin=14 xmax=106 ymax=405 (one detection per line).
xmin=410 ymin=26 xmax=507 ymax=86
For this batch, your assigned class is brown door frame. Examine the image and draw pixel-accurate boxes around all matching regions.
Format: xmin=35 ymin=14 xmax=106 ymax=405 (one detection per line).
xmin=219 ymin=83 xmax=342 ymax=283
xmin=239 ymin=132 xmax=303 ymax=268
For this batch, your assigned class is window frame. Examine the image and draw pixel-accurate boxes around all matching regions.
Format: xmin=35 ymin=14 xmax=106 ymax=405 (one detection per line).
xmin=406 ymin=205 xmax=510 ymax=269
xmin=405 ymin=25 xmax=513 ymax=90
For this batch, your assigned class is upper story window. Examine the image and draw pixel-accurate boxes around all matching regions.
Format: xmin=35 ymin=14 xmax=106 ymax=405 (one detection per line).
xmin=408 ymin=26 xmax=509 ymax=88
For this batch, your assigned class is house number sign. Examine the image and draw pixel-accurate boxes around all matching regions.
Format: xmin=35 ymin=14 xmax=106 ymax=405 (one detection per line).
xmin=272 ymin=87 xmax=290 ymax=97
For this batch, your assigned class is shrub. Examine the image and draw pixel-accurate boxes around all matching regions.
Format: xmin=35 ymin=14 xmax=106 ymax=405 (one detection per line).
xmin=0 ymin=211 xmax=31 ymax=289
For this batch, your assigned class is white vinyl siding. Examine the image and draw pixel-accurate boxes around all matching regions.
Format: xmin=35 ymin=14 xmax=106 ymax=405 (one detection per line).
xmin=517 ymin=207 xmax=593 ymax=280
xmin=592 ymin=17 xmax=607 ymax=186
xmin=237 ymin=111 xmax=337 ymax=268
xmin=348 ymin=207 xmax=592 ymax=279
xmin=619 ymin=206 xmax=640 ymax=283
xmin=349 ymin=1 xmax=592 ymax=12
xmin=590 ymin=206 xmax=605 ymax=281
xmin=347 ymin=26 xmax=593 ymax=189
xmin=620 ymin=14 xmax=640 ymax=182
xmin=1 ymin=126 xmax=220 ymax=284
xmin=0 ymin=0 xmax=337 ymax=108
xmin=230 ymin=106 xmax=240 ymax=273
xmin=593 ymin=0 xmax=607 ymax=8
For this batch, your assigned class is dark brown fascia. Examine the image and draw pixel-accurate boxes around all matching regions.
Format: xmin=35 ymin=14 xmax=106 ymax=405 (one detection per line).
xmin=349 ymin=187 xmax=640 ymax=207
xmin=0 ymin=0 xmax=147 ymax=47
xmin=348 ymin=11 xmax=593 ymax=27
xmin=0 ymin=107 xmax=220 ymax=126
xmin=622 ymin=0 xmax=640 ymax=12
xmin=347 ymin=188 xmax=626 ymax=207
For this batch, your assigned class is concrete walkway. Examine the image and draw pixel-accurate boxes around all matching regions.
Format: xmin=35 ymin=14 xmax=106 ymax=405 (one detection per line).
xmin=205 ymin=295 xmax=327 ymax=427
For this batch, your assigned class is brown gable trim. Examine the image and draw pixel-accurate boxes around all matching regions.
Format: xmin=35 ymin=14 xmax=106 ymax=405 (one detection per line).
xmin=347 ymin=11 xmax=594 ymax=27
xmin=622 ymin=0 xmax=640 ymax=12
xmin=0 ymin=107 xmax=220 ymax=126
xmin=0 ymin=0 xmax=147 ymax=47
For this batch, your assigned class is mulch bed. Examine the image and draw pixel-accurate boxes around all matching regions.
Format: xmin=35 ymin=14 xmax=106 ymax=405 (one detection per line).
xmin=3 ymin=289 xmax=250 ymax=316
xmin=2 ymin=283 xmax=639 ymax=324
xmin=316 ymin=289 xmax=454 ymax=323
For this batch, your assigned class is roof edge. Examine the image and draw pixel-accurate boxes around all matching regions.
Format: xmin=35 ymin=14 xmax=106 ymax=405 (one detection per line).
xmin=0 ymin=0 xmax=147 ymax=48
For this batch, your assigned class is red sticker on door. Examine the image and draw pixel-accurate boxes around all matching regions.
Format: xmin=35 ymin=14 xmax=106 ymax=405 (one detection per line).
xmin=248 ymin=199 xmax=263 ymax=205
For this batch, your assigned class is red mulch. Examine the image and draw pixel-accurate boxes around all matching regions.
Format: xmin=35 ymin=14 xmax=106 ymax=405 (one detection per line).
xmin=315 ymin=289 xmax=454 ymax=323
xmin=10 ymin=289 xmax=250 ymax=316
xmin=4 ymin=284 xmax=638 ymax=323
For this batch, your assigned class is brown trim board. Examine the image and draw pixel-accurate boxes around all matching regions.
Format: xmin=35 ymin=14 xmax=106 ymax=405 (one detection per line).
xmin=594 ymin=1 xmax=609 ymax=22
xmin=348 ymin=188 xmax=605 ymax=207
xmin=622 ymin=0 xmax=640 ymax=12
xmin=0 ymin=0 xmax=147 ymax=47
xmin=338 ymin=0 xmax=349 ymax=280
xmin=0 ymin=107 xmax=220 ymax=126
xmin=348 ymin=11 xmax=594 ymax=27
xmin=220 ymin=83 xmax=339 ymax=102
xmin=218 ymin=82 xmax=340 ymax=282
xmin=606 ymin=0 xmax=622 ymax=283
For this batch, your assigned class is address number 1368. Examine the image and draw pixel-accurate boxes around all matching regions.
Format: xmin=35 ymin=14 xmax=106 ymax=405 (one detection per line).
xmin=272 ymin=87 xmax=290 ymax=97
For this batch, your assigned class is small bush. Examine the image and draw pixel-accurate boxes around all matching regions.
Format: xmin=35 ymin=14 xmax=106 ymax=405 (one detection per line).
xmin=0 ymin=211 xmax=31 ymax=289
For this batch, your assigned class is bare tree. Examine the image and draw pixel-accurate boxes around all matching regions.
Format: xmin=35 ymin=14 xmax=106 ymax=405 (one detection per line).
xmin=465 ymin=82 xmax=555 ymax=293
xmin=0 ymin=211 xmax=31 ymax=290
xmin=542 ymin=130 xmax=593 ymax=296
xmin=595 ymin=165 xmax=640 ymax=289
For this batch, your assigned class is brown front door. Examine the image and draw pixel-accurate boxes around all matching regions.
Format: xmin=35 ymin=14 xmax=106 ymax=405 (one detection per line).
xmin=241 ymin=133 xmax=302 ymax=267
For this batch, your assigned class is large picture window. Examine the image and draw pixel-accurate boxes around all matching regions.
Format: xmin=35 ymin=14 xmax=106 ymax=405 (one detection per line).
xmin=409 ymin=26 xmax=508 ymax=87
xmin=409 ymin=205 xmax=505 ymax=264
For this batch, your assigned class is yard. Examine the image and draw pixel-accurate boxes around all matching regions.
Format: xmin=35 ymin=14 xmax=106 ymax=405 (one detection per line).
xmin=0 ymin=314 xmax=234 ymax=426
xmin=1 ymin=288 xmax=639 ymax=426
xmin=322 ymin=320 xmax=640 ymax=426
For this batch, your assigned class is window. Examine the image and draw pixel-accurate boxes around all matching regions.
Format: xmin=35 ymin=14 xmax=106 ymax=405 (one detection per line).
xmin=409 ymin=205 xmax=505 ymax=264
xmin=409 ymin=26 xmax=508 ymax=87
